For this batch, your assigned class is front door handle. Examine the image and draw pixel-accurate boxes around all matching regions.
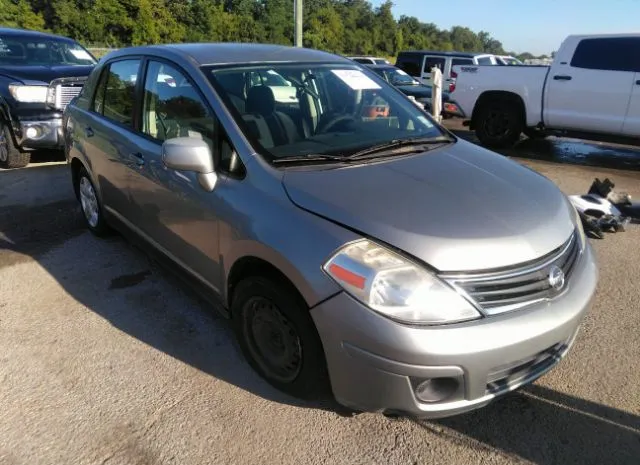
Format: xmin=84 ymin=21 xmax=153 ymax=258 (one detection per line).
xmin=553 ymin=75 xmax=572 ymax=81
xmin=129 ymin=152 xmax=145 ymax=166
xmin=84 ymin=126 xmax=94 ymax=137
xmin=635 ymin=80 xmax=640 ymax=85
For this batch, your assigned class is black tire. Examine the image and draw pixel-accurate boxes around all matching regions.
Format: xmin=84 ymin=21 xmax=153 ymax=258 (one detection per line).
xmin=232 ymin=276 xmax=330 ymax=400
xmin=0 ymin=122 xmax=30 ymax=169
xmin=76 ymin=166 xmax=111 ymax=236
xmin=523 ymin=127 xmax=548 ymax=140
xmin=474 ymin=99 xmax=524 ymax=148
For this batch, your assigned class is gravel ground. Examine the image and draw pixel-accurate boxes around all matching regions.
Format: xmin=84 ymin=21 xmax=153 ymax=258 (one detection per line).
xmin=1 ymin=135 xmax=639 ymax=465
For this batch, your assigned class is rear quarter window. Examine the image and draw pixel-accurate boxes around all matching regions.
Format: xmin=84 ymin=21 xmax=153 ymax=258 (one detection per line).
xmin=396 ymin=54 xmax=422 ymax=77
xmin=570 ymin=37 xmax=640 ymax=72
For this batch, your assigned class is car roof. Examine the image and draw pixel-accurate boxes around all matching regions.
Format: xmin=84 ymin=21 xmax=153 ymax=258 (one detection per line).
xmin=0 ymin=27 xmax=76 ymax=42
xmin=398 ymin=51 xmax=490 ymax=58
xmin=106 ymin=43 xmax=352 ymax=66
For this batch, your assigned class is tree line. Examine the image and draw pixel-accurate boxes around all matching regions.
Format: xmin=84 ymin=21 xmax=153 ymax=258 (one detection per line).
xmin=0 ymin=0 xmax=547 ymax=61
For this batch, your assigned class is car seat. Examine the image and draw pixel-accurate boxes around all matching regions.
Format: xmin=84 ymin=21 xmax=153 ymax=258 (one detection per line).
xmin=244 ymin=85 xmax=300 ymax=147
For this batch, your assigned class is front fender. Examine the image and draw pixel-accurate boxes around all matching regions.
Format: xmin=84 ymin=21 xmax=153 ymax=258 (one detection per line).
xmin=218 ymin=175 xmax=360 ymax=309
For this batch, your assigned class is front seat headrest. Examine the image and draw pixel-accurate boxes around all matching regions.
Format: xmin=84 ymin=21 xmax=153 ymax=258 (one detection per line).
xmin=246 ymin=86 xmax=276 ymax=116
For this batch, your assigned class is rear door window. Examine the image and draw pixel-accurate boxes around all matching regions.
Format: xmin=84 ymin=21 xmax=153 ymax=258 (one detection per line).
xmin=92 ymin=59 xmax=141 ymax=126
xmin=570 ymin=37 xmax=640 ymax=72
xmin=396 ymin=54 xmax=422 ymax=77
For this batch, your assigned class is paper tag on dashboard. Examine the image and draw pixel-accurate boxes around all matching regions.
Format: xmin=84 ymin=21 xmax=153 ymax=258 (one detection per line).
xmin=331 ymin=70 xmax=381 ymax=90
xmin=70 ymin=49 xmax=93 ymax=61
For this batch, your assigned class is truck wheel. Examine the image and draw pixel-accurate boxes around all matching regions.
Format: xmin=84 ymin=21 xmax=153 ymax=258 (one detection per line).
xmin=0 ymin=122 xmax=30 ymax=169
xmin=232 ymin=276 xmax=330 ymax=400
xmin=475 ymin=100 xmax=523 ymax=148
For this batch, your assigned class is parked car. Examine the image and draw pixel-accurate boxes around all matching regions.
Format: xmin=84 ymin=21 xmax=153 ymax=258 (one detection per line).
xmin=348 ymin=56 xmax=391 ymax=65
xmin=449 ymin=34 xmax=640 ymax=148
xmin=364 ymin=63 xmax=463 ymax=117
xmin=395 ymin=51 xmax=498 ymax=92
xmin=0 ymin=27 xmax=96 ymax=168
xmin=495 ymin=55 xmax=524 ymax=66
xmin=64 ymin=43 xmax=597 ymax=420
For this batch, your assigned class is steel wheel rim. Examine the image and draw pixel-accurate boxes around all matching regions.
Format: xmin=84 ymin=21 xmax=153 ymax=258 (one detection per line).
xmin=79 ymin=177 xmax=99 ymax=228
xmin=0 ymin=131 xmax=8 ymax=162
xmin=244 ymin=297 xmax=302 ymax=383
xmin=485 ymin=110 xmax=511 ymax=138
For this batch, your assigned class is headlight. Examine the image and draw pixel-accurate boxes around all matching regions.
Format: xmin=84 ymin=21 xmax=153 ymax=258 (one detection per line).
xmin=8 ymin=84 xmax=48 ymax=103
xmin=323 ymin=240 xmax=482 ymax=325
xmin=564 ymin=195 xmax=586 ymax=250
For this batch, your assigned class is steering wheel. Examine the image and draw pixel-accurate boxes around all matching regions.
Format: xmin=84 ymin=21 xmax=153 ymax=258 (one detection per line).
xmin=318 ymin=115 xmax=358 ymax=134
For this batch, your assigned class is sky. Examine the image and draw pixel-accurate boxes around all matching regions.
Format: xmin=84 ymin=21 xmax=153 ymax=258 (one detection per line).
xmin=369 ymin=0 xmax=640 ymax=55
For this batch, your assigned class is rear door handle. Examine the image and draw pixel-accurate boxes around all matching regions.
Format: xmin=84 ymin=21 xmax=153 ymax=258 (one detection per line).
xmin=553 ymin=75 xmax=572 ymax=81
xmin=129 ymin=152 xmax=145 ymax=166
xmin=635 ymin=80 xmax=640 ymax=85
xmin=84 ymin=126 xmax=94 ymax=137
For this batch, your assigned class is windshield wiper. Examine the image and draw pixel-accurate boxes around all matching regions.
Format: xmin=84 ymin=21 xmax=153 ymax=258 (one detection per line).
xmin=345 ymin=136 xmax=454 ymax=160
xmin=271 ymin=153 xmax=347 ymax=165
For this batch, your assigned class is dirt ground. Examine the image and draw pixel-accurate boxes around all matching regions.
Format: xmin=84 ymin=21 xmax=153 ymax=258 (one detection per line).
xmin=1 ymin=129 xmax=639 ymax=465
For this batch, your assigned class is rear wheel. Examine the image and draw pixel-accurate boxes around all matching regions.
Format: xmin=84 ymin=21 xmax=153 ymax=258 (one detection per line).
xmin=0 ymin=122 xmax=30 ymax=169
xmin=77 ymin=166 xmax=111 ymax=236
xmin=474 ymin=100 xmax=524 ymax=148
xmin=232 ymin=276 xmax=329 ymax=400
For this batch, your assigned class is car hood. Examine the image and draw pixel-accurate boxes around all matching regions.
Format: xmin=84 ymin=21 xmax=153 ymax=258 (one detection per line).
xmin=282 ymin=140 xmax=575 ymax=272
xmin=0 ymin=65 xmax=94 ymax=85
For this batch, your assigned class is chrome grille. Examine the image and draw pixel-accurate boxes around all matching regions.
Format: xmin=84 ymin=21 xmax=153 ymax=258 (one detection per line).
xmin=49 ymin=77 xmax=86 ymax=111
xmin=441 ymin=230 xmax=581 ymax=315
xmin=54 ymin=84 xmax=83 ymax=110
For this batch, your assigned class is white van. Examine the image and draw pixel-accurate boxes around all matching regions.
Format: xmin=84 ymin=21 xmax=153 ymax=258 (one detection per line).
xmin=395 ymin=51 xmax=498 ymax=92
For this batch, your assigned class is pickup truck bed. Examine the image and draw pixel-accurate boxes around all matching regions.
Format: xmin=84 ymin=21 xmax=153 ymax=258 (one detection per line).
xmin=449 ymin=34 xmax=640 ymax=148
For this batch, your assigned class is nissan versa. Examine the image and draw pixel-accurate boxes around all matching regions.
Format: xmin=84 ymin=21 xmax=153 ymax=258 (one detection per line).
xmin=63 ymin=43 xmax=598 ymax=419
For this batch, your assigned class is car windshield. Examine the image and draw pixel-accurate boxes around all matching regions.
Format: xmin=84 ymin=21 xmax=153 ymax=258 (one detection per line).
xmin=383 ymin=68 xmax=417 ymax=85
xmin=207 ymin=63 xmax=444 ymax=161
xmin=0 ymin=34 xmax=96 ymax=66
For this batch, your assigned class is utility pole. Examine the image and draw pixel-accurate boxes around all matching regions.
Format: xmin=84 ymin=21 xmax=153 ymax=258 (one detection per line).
xmin=294 ymin=0 xmax=303 ymax=47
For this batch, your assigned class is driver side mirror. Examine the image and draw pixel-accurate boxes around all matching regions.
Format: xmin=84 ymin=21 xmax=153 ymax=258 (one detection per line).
xmin=162 ymin=137 xmax=217 ymax=192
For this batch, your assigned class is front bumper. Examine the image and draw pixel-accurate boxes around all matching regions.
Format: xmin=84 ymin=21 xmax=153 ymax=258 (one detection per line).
xmin=311 ymin=242 xmax=598 ymax=419
xmin=15 ymin=118 xmax=63 ymax=150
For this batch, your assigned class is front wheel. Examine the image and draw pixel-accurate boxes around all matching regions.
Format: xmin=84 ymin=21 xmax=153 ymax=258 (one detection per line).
xmin=232 ymin=276 xmax=330 ymax=400
xmin=474 ymin=100 xmax=524 ymax=148
xmin=0 ymin=122 xmax=30 ymax=169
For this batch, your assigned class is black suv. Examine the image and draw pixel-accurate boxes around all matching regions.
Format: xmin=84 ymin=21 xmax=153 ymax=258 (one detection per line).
xmin=0 ymin=27 xmax=96 ymax=168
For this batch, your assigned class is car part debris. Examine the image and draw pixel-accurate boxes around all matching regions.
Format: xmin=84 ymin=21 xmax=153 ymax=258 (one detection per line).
xmin=569 ymin=178 xmax=635 ymax=238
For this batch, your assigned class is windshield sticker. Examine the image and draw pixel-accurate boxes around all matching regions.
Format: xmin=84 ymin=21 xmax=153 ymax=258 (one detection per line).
xmin=331 ymin=70 xmax=381 ymax=90
xmin=70 ymin=49 xmax=92 ymax=60
xmin=396 ymin=69 xmax=409 ymax=76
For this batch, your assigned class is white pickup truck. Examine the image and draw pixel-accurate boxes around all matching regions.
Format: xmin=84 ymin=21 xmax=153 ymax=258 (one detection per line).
xmin=450 ymin=34 xmax=640 ymax=148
